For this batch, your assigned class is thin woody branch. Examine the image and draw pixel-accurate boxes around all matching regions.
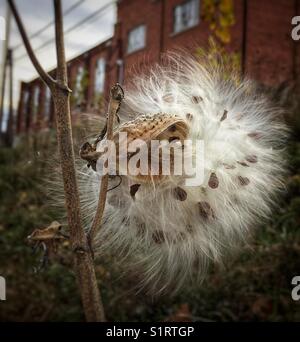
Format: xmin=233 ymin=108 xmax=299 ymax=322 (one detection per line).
xmin=88 ymin=83 xmax=124 ymax=243
xmin=53 ymin=0 xmax=71 ymax=92
xmin=9 ymin=0 xmax=105 ymax=322
xmin=7 ymin=0 xmax=54 ymax=89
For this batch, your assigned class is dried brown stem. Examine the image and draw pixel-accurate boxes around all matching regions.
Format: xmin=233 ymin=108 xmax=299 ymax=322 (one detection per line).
xmin=88 ymin=84 xmax=124 ymax=243
xmin=8 ymin=0 xmax=105 ymax=322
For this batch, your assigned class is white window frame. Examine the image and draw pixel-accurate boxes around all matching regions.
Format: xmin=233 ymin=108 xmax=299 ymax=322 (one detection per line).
xmin=94 ymin=57 xmax=106 ymax=95
xmin=173 ymin=0 xmax=200 ymax=34
xmin=127 ymin=24 xmax=146 ymax=54
xmin=74 ymin=65 xmax=85 ymax=106
xmin=32 ymin=86 xmax=40 ymax=123
xmin=44 ymin=86 xmax=52 ymax=120
xmin=75 ymin=66 xmax=84 ymax=92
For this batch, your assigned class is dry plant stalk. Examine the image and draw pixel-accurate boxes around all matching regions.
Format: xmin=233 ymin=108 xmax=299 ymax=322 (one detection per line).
xmin=88 ymin=84 xmax=124 ymax=244
xmin=7 ymin=0 xmax=115 ymax=322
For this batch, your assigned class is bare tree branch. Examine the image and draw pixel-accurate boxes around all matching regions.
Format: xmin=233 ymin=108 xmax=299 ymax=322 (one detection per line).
xmin=54 ymin=0 xmax=70 ymax=90
xmin=7 ymin=0 xmax=54 ymax=89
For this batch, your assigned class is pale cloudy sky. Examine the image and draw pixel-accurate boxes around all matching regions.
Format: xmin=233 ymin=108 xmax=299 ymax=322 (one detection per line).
xmin=0 ymin=0 xmax=116 ymax=129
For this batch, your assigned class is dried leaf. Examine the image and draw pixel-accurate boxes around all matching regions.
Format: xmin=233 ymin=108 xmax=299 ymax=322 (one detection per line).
xmin=27 ymin=221 xmax=66 ymax=242
xmin=79 ymin=141 xmax=100 ymax=171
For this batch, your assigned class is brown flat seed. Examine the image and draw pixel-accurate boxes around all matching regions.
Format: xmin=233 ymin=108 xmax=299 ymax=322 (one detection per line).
xmin=169 ymin=136 xmax=180 ymax=143
xmin=248 ymin=132 xmax=261 ymax=139
xmin=246 ymin=155 xmax=258 ymax=163
xmin=192 ymin=96 xmax=202 ymax=104
xmin=238 ymin=176 xmax=250 ymax=186
xmin=198 ymin=201 xmax=215 ymax=220
xmin=168 ymin=124 xmax=177 ymax=132
xmin=152 ymin=231 xmax=165 ymax=244
xmin=163 ymin=94 xmax=174 ymax=102
xmin=186 ymin=113 xmax=193 ymax=121
xmin=208 ymin=172 xmax=219 ymax=189
xmin=220 ymin=110 xmax=228 ymax=122
xmin=236 ymin=113 xmax=242 ymax=121
xmin=223 ymin=163 xmax=236 ymax=169
xmin=186 ymin=224 xmax=194 ymax=233
xmin=121 ymin=217 xmax=130 ymax=227
xmin=137 ymin=223 xmax=146 ymax=237
xmin=173 ymin=187 xmax=187 ymax=201
xmin=237 ymin=161 xmax=249 ymax=167
xmin=130 ymin=184 xmax=141 ymax=199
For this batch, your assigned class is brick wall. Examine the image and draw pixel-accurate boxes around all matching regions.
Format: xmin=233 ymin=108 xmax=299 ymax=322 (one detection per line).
xmin=245 ymin=0 xmax=298 ymax=86
xmin=16 ymin=0 xmax=300 ymax=134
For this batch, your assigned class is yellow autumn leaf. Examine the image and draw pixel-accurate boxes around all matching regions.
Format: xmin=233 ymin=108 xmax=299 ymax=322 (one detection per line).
xmin=215 ymin=28 xmax=231 ymax=44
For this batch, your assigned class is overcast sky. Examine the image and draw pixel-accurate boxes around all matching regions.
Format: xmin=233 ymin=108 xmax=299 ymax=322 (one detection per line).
xmin=0 ymin=0 xmax=116 ymax=130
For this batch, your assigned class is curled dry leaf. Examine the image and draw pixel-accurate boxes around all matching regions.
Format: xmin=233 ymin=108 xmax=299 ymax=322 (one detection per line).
xmin=27 ymin=221 xmax=67 ymax=242
xmin=79 ymin=141 xmax=101 ymax=171
xmin=28 ymin=221 xmax=69 ymax=272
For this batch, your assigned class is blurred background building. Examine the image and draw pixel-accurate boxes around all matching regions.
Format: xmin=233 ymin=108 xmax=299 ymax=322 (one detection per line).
xmin=7 ymin=0 xmax=300 ymax=136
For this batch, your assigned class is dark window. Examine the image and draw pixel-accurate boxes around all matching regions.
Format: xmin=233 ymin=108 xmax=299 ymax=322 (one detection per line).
xmin=74 ymin=66 xmax=86 ymax=107
xmin=32 ymin=86 xmax=40 ymax=123
xmin=94 ymin=58 xmax=106 ymax=94
xmin=44 ymin=86 xmax=52 ymax=121
xmin=173 ymin=0 xmax=200 ymax=34
xmin=127 ymin=25 xmax=146 ymax=54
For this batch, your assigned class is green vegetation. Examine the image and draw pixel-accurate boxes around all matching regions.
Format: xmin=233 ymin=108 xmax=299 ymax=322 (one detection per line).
xmin=0 ymin=93 xmax=299 ymax=321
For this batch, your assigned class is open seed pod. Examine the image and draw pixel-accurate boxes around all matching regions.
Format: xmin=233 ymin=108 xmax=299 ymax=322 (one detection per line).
xmin=76 ymin=55 xmax=287 ymax=294
xmin=110 ymin=113 xmax=189 ymax=183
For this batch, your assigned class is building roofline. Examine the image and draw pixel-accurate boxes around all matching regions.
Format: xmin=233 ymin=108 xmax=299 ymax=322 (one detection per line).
xmin=25 ymin=37 xmax=113 ymax=85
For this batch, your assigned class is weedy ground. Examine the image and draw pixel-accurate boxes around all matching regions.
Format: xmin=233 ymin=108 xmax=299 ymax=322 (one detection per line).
xmin=0 ymin=109 xmax=299 ymax=322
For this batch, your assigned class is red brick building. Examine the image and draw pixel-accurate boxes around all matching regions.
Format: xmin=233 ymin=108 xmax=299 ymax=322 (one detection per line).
xmin=16 ymin=0 xmax=300 ymax=134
